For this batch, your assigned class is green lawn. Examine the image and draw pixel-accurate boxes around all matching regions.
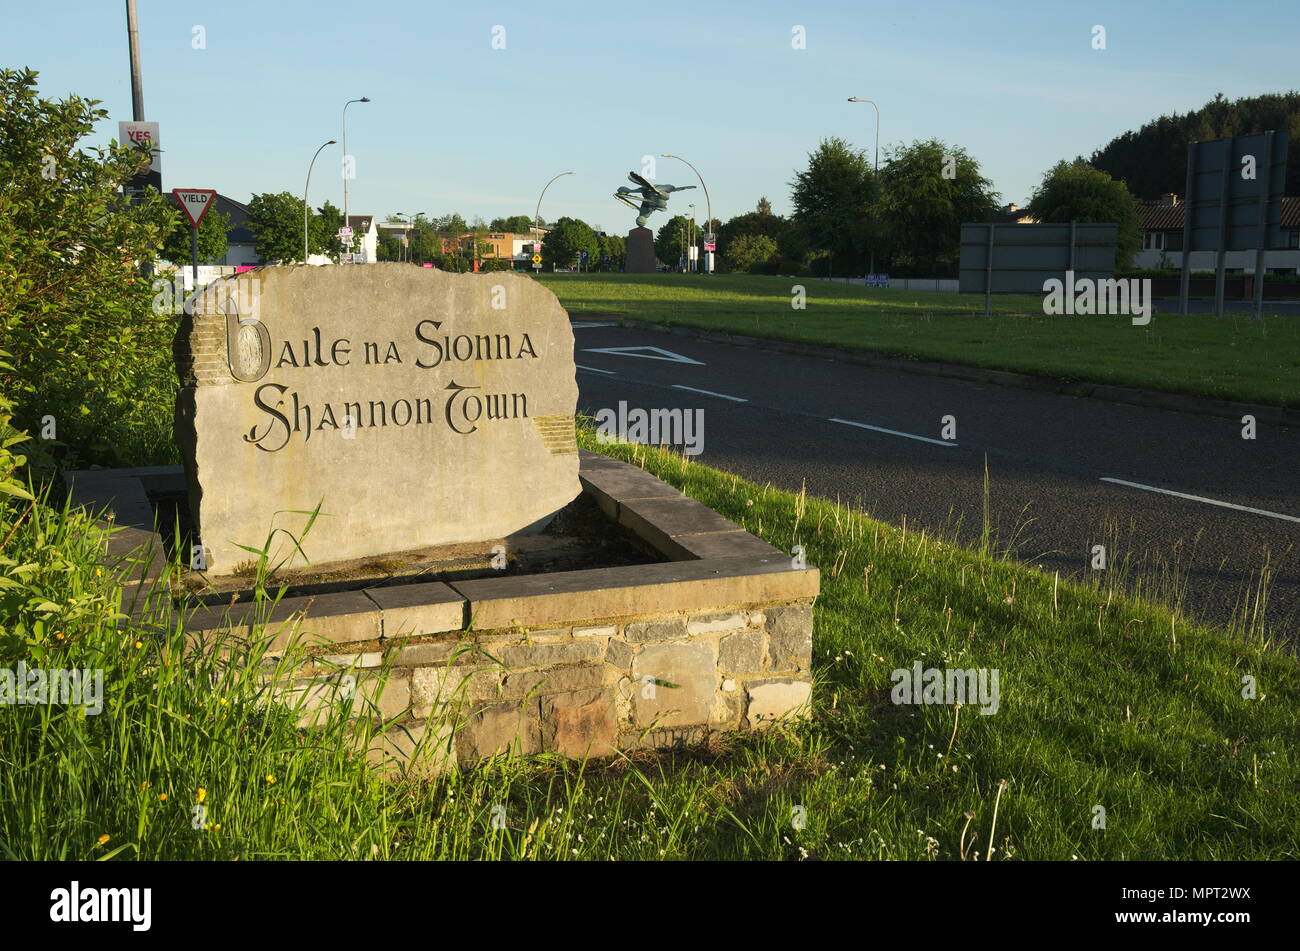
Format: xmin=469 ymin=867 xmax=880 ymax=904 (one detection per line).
xmin=537 ymin=273 xmax=1300 ymax=407
xmin=5 ymin=432 xmax=1296 ymax=860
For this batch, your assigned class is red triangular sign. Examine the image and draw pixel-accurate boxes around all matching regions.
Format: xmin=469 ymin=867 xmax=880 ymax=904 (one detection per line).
xmin=172 ymin=188 xmax=218 ymax=227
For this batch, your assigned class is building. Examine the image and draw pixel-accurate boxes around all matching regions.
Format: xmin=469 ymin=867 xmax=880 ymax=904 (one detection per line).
xmin=1133 ymin=193 xmax=1300 ymax=273
xmin=995 ymin=202 xmax=1037 ymax=224
xmin=345 ymin=214 xmax=378 ymax=263
xmin=378 ymin=225 xmax=549 ymax=269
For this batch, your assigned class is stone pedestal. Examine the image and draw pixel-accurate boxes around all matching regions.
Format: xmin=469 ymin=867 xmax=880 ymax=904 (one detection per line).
xmin=624 ymin=227 xmax=656 ymax=273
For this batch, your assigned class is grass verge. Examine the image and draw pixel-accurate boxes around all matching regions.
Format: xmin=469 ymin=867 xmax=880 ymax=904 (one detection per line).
xmin=538 ymin=273 xmax=1300 ymax=407
xmin=2 ymin=429 xmax=1296 ymax=859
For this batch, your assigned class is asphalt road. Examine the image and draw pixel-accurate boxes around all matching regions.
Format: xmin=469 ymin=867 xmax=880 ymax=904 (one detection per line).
xmin=571 ymin=321 xmax=1300 ymax=639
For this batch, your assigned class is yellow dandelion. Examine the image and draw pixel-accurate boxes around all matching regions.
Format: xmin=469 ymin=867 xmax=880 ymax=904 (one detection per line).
xmin=97 ymin=834 xmax=110 ymax=845
xmin=134 ymin=641 xmax=143 ymax=650
xmin=56 ymin=633 xmax=65 ymax=640
xmin=265 ymin=775 xmax=276 ymax=785
xmin=218 ymin=698 xmax=229 ymax=707
xmin=140 ymin=781 xmax=150 ymax=790
xmin=158 ymin=793 xmax=168 ymax=801
xmin=196 ymin=788 xmax=207 ymax=804
xmin=212 ymin=824 xmax=221 ymax=833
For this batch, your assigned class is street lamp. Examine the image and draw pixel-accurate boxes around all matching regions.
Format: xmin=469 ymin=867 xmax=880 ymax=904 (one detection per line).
xmin=342 ymin=97 xmax=371 ymax=232
xmin=396 ymin=211 xmax=424 ymax=263
xmin=304 ymin=139 xmax=337 ymax=263
xmin=847 ymin=97 xmax=881 ymax=275
xmin=535 ymin=171 xmax=574 ymax=230
xmin=662 ymin=154 xmax=712 ymax=272
xmin=534 ymin=171 xmax=574 ymax=271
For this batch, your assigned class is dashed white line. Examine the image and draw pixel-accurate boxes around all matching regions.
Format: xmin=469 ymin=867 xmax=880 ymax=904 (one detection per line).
xmin=1100 ymin=477 xmax=1300 ymax=523
xmin=671 ymin=384 xmax=747 ymax=402
xmin=828 ymin=417 xmax=957 ymax=447
xmin=575 ymin=364 xmax=616 ymax=374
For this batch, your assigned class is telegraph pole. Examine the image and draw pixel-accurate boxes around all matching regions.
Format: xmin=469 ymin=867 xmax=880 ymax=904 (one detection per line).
xmin=126 ymin=0 xmax=145 ymax=121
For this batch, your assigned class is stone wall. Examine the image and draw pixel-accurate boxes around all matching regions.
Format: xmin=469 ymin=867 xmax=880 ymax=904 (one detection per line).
xmin=274 ymin=600 xmax=814 ymax=773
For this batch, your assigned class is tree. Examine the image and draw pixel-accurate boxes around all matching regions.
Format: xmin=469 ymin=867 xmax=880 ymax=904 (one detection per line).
xmin=248 ymin=191 xmax=311 ymax=263
xmin=596 ymin=232 xmax=625 ymax=271
xmin=1026 ymin=159 xmax=1142 ymax=268
xmin=313 ymin=200 xmax=345 ymax=263
xmin=433 ymin=212 xmax=468 ymax=233
xmin=160 ymin=204 xmax=230 ymax=266
xmin=655 ymin=215 xmax=695 ymax=269
xmin=0 ymin=67 xmax=177 ymax=470
xmin=1089 ymin=92 xmax=1300 ymax=199
xmin=490 ymin=214 xmax=537 ymax=233
xmin=540 ymin=216 xmax=598 ymax=270
xmin=376 ymin=233 xmax=401 ymax=262
xmin=876 ymin=139 xmax=1000 ymax=277
xmin=788 ymin=137 xmax=876 ymax=275
xmin=725 ymin=233 xmax=778 ymax=273
xmin=719 ymin=197 xmax=789 ymax=271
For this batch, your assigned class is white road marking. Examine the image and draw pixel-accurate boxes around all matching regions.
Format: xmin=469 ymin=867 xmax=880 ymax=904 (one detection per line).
xmin=1100 ymin=477 xmax=1300 ymax=523
xmin=575 ymin=364 xmax=617 ymax=375
xmin=581 ymin=345 xmax=705 ymax=365
xmin=828 ymin=417 xmax=957 ymax=447
xmin=571 ymin=321 xmax=618 ymax=328
xmin=671 ymin=384 xmax=747 ymax=402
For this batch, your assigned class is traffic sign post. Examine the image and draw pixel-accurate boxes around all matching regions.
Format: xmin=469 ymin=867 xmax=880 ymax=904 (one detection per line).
xmin=532 ymin=252 xmax=543 ymax=271
xmin=172 ymin=188 xmax=217 ymax=287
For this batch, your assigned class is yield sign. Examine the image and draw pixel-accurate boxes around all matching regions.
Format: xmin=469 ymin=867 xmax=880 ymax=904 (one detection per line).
xmin=580 ymin=345 xmax=704 ymax=365
xmin=172 ymin=188 xmax=217 ymax=227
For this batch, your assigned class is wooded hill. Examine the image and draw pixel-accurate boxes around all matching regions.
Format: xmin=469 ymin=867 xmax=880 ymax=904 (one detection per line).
xmin=1087 ymin=92 xmax=1300 ymax=199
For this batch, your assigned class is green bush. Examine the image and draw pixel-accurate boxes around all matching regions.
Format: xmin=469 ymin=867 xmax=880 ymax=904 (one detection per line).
xmin=0 ymin=68 xmax=178 ymax=474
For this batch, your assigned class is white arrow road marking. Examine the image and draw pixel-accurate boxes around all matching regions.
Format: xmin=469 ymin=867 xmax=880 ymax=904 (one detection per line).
xmin=829 ymin=417 xmax=958 ymax=447
xmin=671 ymin=384 xmax=747 ymax=402
xmin=1100 ymin=477 xmax=1300 ymax=523
xmin=581 ymin=345 xmax=705 ymax=365
xmin=575 ymin=364 xmax=617 ymax=374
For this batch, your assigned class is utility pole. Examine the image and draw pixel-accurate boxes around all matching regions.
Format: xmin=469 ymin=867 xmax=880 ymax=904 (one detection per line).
xmin=125 ymin=0 xmax=145 ymax=120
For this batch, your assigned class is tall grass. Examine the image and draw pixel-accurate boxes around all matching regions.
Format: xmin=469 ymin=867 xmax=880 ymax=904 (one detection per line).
xmin=2 ymin=425 xmax=1297 ymax=859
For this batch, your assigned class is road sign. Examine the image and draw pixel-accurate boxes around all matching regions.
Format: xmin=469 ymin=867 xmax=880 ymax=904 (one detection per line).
xmin=703 ymin=232 xmax=716 ymax=252
xmin=1180 ymin=131 xmax=1290 ymax=316
xmin=171 ymin=188 xmax=217 ymax=227
xmin=532 ymin=254 xmax=542 ymax=264
xmin=339 ymin=225 xmax=354 ymax=238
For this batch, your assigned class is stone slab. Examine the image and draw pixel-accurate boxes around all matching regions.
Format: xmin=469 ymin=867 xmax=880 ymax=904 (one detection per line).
xmin=449 ymin=555 xmax=819 ymax=630
xmin=174 ymin=265 xmax=580 ymax=574
xmin=366 ymin=581 xmax=466 ymax=637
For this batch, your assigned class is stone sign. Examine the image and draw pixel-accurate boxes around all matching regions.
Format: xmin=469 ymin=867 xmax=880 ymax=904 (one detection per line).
xmin=174 ymin=264 xmax=580 ymax=575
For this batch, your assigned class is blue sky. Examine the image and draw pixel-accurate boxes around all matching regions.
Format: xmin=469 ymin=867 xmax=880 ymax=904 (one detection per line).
xmin=5 ymin=0 xmax=1297 ymax=228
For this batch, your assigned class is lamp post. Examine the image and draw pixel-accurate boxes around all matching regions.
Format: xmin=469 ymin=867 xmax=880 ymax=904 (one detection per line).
xmin=304 ymin=139 xmax=336 ymax=263
xmin=534 ymin=171 xmax=574 ymax=271
xmin=342 ymin=97 xmax=371 ymax=238
xmin=847 ymin=97 xmax=880 ymax=276
xmin=661 ymin=154 xmax=712 ymax=273
xmin=396 ymin=211 xmax=424 ymax=263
